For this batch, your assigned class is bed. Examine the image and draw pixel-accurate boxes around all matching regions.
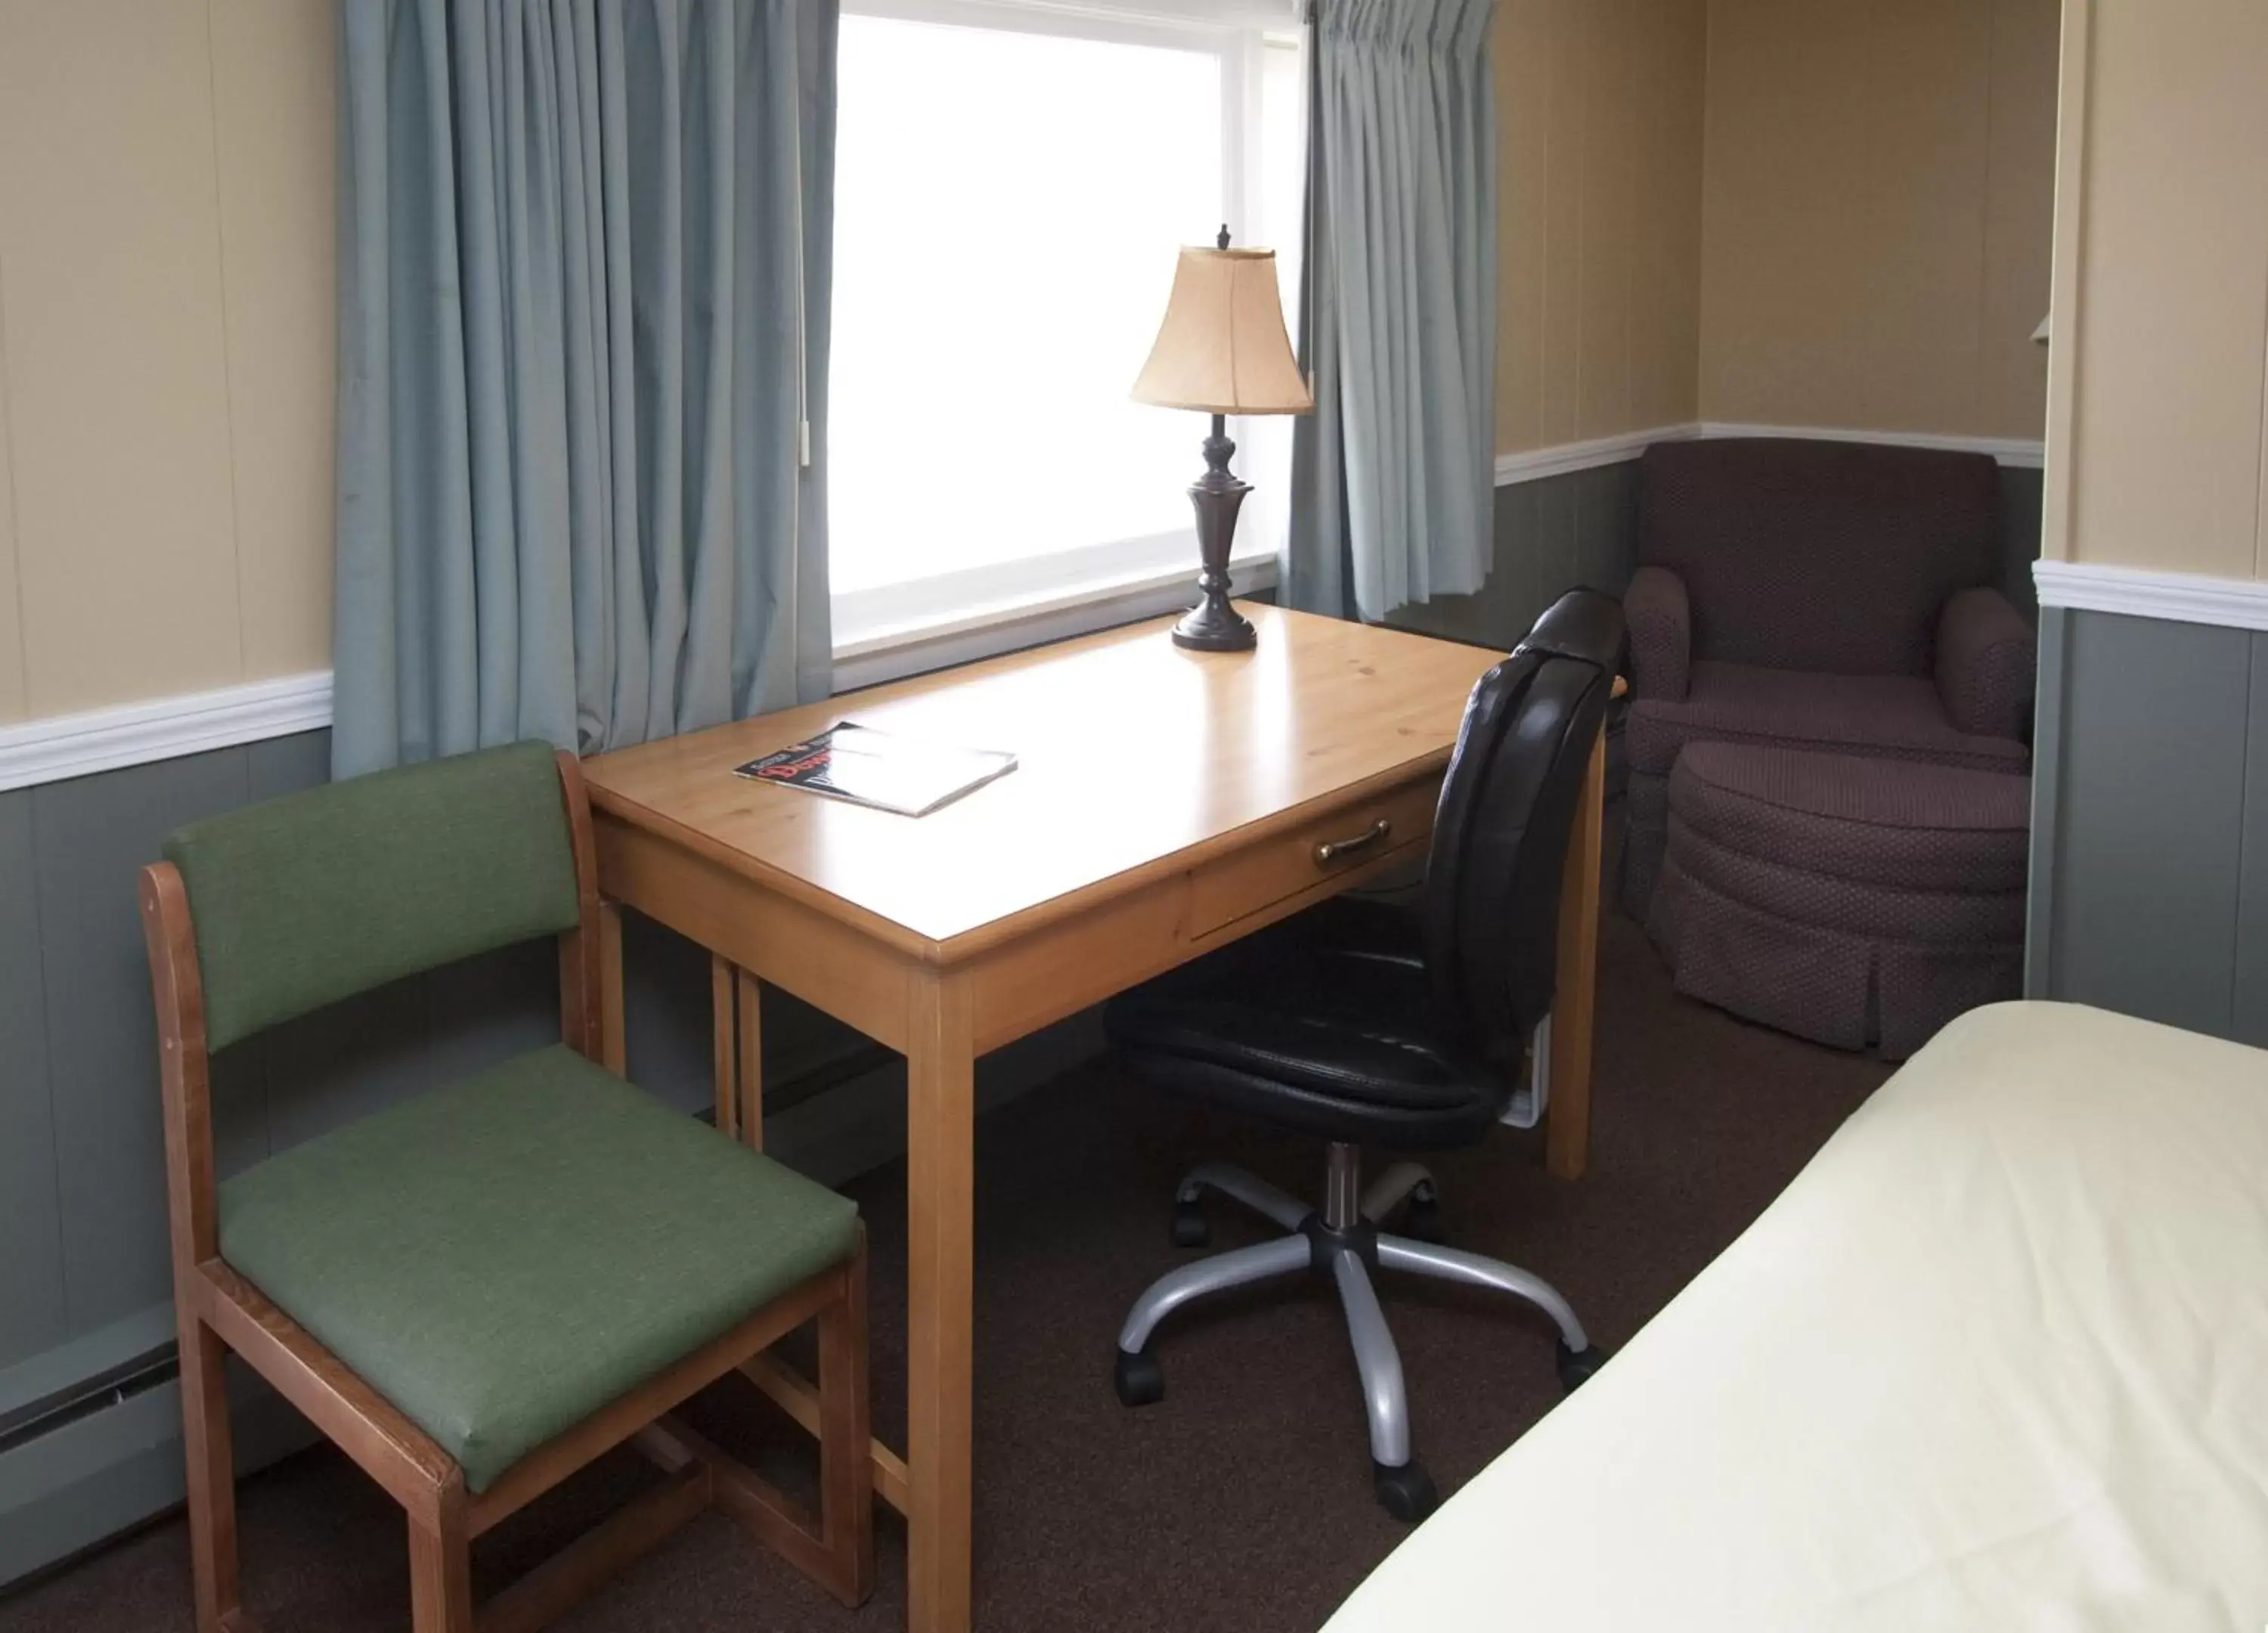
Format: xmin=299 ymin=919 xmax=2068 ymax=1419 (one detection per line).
xmin=1325 ymin=1002 xmax=2268 ymax=1632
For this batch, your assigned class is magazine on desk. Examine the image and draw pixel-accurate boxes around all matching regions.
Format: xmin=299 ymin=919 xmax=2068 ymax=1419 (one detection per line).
xmin=734 ymin=722 xmax=1018 ymax=816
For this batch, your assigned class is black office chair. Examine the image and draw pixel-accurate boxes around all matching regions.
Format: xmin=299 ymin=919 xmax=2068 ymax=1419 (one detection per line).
xmin=1104 ymin=589 xmax=1625 ymax=1523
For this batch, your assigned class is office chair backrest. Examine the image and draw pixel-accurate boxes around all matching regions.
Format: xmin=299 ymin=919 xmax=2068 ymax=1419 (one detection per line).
xmin=161 ymin=740 xmax=585 ymax=1051
xmin=1421 ymin=589 xmax=1625 ymax=1058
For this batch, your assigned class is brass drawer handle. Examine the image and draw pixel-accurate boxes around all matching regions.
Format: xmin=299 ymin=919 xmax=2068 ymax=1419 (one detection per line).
xmin=1313 ymin=818 xmax=1392 ymax=866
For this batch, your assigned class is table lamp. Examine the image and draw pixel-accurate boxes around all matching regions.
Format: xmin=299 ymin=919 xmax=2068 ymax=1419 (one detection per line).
xmin=1132 ymin=227 xmax=1313 ymax=651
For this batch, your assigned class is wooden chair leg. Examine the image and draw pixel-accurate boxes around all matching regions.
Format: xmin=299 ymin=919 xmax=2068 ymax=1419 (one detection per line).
xmin=815 ymin=1239 xmax=875 ymax=1607
xmin=407 ymin=1512 xmax=473 ymax=1633
xmin=178 ymin=1315 xmax=243 ymax=1633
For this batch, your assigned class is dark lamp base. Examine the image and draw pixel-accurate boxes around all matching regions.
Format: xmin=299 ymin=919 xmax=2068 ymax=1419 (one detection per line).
xmin=1173 ymin=414 xmax=1259 ymax=655
xmin=1172 ymin=599 xmax=1257 ymax=652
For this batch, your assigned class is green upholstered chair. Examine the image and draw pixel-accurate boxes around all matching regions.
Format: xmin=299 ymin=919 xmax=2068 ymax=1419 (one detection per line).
xmin=139 ymin=742 xmax=872 ymax=1633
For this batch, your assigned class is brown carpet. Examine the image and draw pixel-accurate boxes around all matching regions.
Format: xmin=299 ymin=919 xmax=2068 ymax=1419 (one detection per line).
xmin=0 ymin=912 xmax=1891 ymax=1633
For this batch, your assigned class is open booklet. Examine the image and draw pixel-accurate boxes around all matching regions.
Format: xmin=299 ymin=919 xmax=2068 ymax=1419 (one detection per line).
xmin=733 ymin=722 xmax=1018 ymax=817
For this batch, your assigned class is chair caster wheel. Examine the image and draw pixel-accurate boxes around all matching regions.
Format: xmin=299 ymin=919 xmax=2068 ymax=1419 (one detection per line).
xmin=1114 ymin=1346 xmax=1165 ymax=1408
xmin=1373 ymin=1459 xmax=1439 ymax=1523
xmin=1171 ymin=1198 xmax=1210 ymax=1248
xmin=1403 ymin=1182 xmax=1443 ymax=1244
xmin=1557 ymin=1340 xmax=1608 ymax=1394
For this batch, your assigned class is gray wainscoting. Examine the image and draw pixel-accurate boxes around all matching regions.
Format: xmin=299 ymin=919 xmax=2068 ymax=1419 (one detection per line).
xmin=1997 ymin=466 xmax=2045 ymax=618
xmin=2027 ymin=608 xmax=2268 ymax=1047
xmin=0 ymin=730 xmax=1095 ymax=1585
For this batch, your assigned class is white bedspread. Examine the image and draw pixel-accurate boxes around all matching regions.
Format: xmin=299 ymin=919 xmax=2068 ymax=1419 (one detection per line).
xmin=1325 ymin=1002 xmax=2268 ymax=1633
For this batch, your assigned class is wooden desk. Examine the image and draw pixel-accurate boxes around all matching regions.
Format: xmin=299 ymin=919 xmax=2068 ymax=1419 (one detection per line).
xmin=581 ymin=606 xmax=1610 ymax=1633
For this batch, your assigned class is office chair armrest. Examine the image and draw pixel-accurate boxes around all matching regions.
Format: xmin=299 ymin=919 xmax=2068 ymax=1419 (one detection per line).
xmin=1623 ymin=566 xmax=1690 ymax=702
xmin=1934 ymin=587 xmax=2035 ymax=740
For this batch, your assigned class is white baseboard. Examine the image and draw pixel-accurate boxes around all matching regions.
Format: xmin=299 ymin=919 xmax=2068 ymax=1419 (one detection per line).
xmin=1494 ymin=420 xmax=2046 ymax=488
xmin=2034 ymin=559 xmax=2268 ymax=632
xmin=0 ymin=671 xmax=333 ymax=795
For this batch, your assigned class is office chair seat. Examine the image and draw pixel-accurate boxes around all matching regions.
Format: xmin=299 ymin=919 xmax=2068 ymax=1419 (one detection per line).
xmin=1107 ymin=899 xmax=1512 ymax=1151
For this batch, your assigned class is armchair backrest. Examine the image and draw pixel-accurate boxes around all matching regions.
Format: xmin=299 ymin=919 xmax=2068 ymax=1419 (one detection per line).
xmin=1636 ymin=438 xmax=1999 ymax=677
xmin=1421 ymin=590 xmax=1623 ymax=1055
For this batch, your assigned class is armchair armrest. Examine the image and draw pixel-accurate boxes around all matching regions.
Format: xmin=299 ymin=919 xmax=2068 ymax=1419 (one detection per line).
xmin=1622 ymin=566 xmax=1690 ymax=702
xmin=1934 ymin=587 xmax=2036 ymax=739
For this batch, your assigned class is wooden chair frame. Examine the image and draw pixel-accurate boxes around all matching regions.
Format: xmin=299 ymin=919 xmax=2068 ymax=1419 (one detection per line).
xmin=138 ymin=751 xmax=872 ymax=1633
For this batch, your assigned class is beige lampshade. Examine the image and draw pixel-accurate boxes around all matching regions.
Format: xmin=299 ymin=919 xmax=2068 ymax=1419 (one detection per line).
xmin=1130 ymin=246 xmax=1314 ymax=416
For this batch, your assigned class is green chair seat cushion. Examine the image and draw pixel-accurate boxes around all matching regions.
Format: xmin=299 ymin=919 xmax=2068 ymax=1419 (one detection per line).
xmin=218 ymin=1046 xmax=859 ymax=1494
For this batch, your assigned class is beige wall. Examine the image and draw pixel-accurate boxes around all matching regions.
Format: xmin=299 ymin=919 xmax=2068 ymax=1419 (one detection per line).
xmin=1696 ymin=0 xmax=2058 ymax=442
xmin=0 ymin=0 xmax=2108 ymax=727
xmin=12 ymin=0 xmax=1709 ymax=722
xmin=1495 ymin=0 xmax=1708 ymax=456
xmin=0 ymin=0 xmax=335 ymax=725
xmin=2045 ymin=0 xmax=2268 ymax=579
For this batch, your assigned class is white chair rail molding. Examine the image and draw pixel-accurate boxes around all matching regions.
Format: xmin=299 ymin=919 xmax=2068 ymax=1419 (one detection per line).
xmin=1492 ymin=423 xmax=2047 ymax=488
xmin=2031 ymin=559 xmax=2268 ymax=633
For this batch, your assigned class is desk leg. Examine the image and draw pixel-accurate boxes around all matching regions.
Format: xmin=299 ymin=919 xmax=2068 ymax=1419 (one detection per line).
xmin=903 ymin=974 xmax=976 ymax=1633
xmin=599 ymin=900 xmax=627 ymax=1076
xmin=1545 ymin=727 xmax=1605 ymax=1180
xmin=711 ymin=956 xmax=740 ymax=1141
xmin=736 ymin=968 xmax=765 ymax=1151
xmin=709 ymin=959 xmax=770 ymax=1151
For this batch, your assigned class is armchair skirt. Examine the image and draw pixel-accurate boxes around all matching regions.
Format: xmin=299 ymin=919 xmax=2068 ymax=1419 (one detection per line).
xmin=1647 ymin=744 xmax=2030 ymax=1059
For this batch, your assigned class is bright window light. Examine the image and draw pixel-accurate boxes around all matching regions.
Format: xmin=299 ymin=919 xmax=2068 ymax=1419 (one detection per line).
xmin=829 ymin=8 xmax=1303 ymax=650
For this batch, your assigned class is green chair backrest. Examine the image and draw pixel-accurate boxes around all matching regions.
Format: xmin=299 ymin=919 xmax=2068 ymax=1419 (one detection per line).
xmin=163 ymin=741 xmax=582 ymax=1052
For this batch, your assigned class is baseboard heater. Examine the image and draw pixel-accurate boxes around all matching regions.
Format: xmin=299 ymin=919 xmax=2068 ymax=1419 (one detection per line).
xmin=0 ymin=1344 xmax=178 ymax=1465
xmin=0 ymin=1334 xmax=316 ymax=1596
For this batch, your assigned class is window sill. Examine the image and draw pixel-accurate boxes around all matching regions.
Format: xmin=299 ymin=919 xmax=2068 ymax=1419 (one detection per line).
xmin=830 ymin=549 xmax=1279 ymax=694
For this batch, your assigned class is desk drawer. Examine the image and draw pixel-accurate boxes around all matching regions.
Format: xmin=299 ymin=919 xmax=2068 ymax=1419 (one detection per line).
xmin=1186 ymin=776 xmax=1441 ymax=939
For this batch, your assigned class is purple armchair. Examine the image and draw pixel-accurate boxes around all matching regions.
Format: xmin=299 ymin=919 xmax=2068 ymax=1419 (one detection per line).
xmin=1620 ymin=438 xmax=2035 ymax=918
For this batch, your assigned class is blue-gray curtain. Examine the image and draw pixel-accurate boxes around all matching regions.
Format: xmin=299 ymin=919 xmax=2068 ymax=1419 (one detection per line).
xmin=333 ymin=0 xmax=837 ymax=776
xmin=1285 ymin=0 xmax=1497 ymax=622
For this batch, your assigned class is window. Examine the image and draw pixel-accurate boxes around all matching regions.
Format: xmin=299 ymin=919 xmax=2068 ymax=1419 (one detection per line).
xmin=829 ymin=0 xmax=1306 ymax=658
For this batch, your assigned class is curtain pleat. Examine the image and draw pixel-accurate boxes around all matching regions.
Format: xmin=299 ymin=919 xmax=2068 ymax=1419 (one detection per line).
xmin=333 ymin=0 xmax=837 ymax=776
xmin=1286 ymin=0 xmax=1496 ymax=623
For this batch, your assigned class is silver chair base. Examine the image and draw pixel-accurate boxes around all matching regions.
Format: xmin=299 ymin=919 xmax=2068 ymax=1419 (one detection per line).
xmin=1115 ymin=1145 xmax=1602 ymax=1523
